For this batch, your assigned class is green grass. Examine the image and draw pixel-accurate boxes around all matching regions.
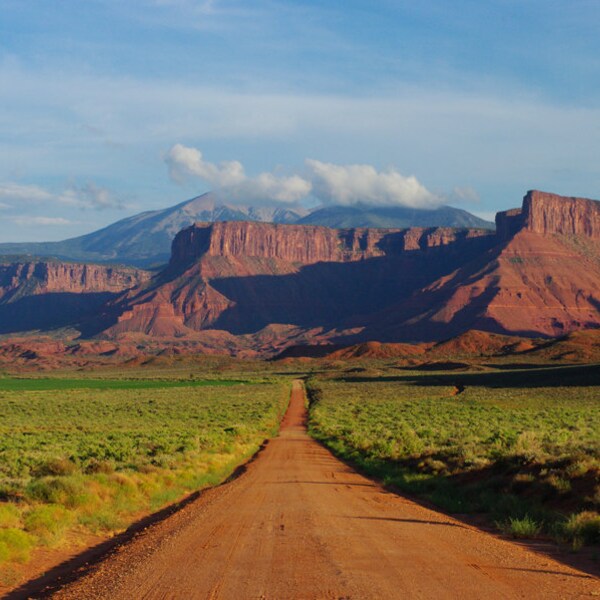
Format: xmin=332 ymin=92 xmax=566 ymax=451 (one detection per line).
xmin=498 ymin=515 xmax=542 ymax=538
xmin=0 ymin=377 xmax=248 ymax=392
xmin=0 ymin=379 xmax=289 ymax=570
xmin=307 ymin=370 xmax=600 ymax=545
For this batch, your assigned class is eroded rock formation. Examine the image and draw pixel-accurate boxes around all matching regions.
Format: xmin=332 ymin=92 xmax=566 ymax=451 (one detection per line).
xmin=0 ymin=261 xmax=149 ymax=302
xmin=496 ymin=190 xmax=600 ymax=240
xmin=1 ymin=189 xmax=599 ymax=349
xmin=170 ymin=221 xmax=492 ymax=267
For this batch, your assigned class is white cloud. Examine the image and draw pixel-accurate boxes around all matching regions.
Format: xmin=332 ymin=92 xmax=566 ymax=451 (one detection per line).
xmin=166 ymin=144 xmax=245 ymax=187
xmin=165 ymin=144 xmax=438 ymax=208
xmin=305 ymin=159 xmax=440 ymax=208
xmin=0 ymin=181 xmax=125 ymax=210
xmin=0 ymin=183 xmax=54 ymax=204
xmin=10 ymin=216 xmax=75 ymax=226
xmin=165 ymin=144 xmax=311 ymax=204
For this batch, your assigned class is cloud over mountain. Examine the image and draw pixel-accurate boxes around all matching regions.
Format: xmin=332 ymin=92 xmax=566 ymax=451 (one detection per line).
xmin=165 ymin=144 xmax=439 ymax=208
xmin=305 ymin=159 xmax=440 ymax=208
xmin=165 ymin=144 xmax=311 ymax=204
xmin=0 ymin=182 xmax=125 ymax=211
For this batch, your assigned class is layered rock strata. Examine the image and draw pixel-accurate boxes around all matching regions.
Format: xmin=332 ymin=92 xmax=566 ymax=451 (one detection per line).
xmin=496 ymin=190 xmax=600 ymax=240
xmin=170 ymin=221 xmax=492 ymax=267
xmin=0 ymin=261 xmax=149 ymax=302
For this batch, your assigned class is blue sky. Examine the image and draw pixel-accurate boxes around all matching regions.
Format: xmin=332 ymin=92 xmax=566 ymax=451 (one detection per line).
xmin=1 ymin=0 xmax=599 ymax=241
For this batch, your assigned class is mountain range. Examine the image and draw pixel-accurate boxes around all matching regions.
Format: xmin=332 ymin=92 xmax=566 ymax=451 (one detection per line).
xmin=0 ymin=190 xmax=598 ymax=358
xmin=0 ymin=193 xmax=493 ymax=267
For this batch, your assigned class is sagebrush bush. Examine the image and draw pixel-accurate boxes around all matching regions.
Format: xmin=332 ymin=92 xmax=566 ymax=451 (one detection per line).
xmin=0 ymin=529 xmax=35 ymax=564
xmin=24 ymin=505 xmax=73 ymax=545
xmin=0 ymin=504 xmax=21 ymax=529
xmin=561 ymin=511 xmax=600 ymax=546
xmin=499 ymin=515 xmax=542 ymax=538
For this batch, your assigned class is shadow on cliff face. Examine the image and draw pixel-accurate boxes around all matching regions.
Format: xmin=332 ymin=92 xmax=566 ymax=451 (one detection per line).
xmin=207 ymin=238 xmax=494 ymax=336
xmin=346 ymin=238 xmax=564 ymax=344
xmin=0 ymin=292 xmax=118 ymax=334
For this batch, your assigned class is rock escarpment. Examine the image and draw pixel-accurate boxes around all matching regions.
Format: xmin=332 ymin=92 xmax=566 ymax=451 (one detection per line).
xmin=170 ymin=221 xmax=492 ymax=267
xmin=1 ymin=189 xmax=600 ymax=348
xmin=117 ymin=189 xmax=600 ymax=342
xmin=103 ymin=223 xmax=496 ymax=338
xmin=0 ymin=261 xmax=149 ymax=302
xmin=524 ymin=190 xmax=600 ymax=238
xmin=496 ymin=190 xmax=600 ymax=240
xmin=0 ymin=261 xmax=150 ymax=335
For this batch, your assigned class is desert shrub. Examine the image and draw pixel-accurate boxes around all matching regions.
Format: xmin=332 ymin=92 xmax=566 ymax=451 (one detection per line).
xmin=511 ymin=431 xmax=543 ymax=462
xmin=0 ymin=504 xmax=21 ymax=529
xmin=33 ymin=458 xmax=78 ymax=477
xmin=25 ymin=476 xmax=93 ymax=509
xmin=84 ymin=459 xmax=115 ymax=474
xmin=305 ymin=378 xmax=323 ymax=406
xmin=24 ymin=505 xmax=73 ymax=545
xmin=0 ymin=529 xmax=35 ymax=564
xmin=499 ymin=515 xmax=542 ymax=538
xmin=78 ymin=510 xmax=125 ymax=533
xmin=561 ymin=512 xmax=600 ymax=546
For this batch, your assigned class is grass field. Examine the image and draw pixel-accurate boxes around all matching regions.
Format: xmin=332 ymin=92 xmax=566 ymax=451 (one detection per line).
xmin=308 ymin=365 xmax=600 ymax=547
xmin=0 ymin=376 xmax=289 ymax=575
xmin=0 ymin=377 xmax=246 ymax=391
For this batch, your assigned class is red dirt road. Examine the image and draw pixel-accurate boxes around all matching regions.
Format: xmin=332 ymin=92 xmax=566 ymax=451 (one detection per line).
xmin=53 ymin=381 xmax=598 ymax=599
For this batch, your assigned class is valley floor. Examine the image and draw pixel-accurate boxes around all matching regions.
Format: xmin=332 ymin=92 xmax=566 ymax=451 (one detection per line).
xmin=16 ymin=381 xmax=599 ymax=600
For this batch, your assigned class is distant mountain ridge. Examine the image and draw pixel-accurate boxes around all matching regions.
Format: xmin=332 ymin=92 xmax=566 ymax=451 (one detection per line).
xmin=0 ymin=193 xmax=493 ymax=267
xmin=297 ymin=204 xmax=493 ymax=229
xmin=0 ymin=194 xmax=306 ymax=267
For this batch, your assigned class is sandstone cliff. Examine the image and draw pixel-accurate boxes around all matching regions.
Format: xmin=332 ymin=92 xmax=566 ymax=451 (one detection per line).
xmin=170 ymin=221 xmax=493 ymax=267
xmin=496 ymin=190 xmax=600 ymax=240
xmin=524 ymin=190 xmax=600 ymax=237
xmin=101 ymin=222 xmax=495 ymax=339
xmin=0 ymin=261 xmax=149 ymax=303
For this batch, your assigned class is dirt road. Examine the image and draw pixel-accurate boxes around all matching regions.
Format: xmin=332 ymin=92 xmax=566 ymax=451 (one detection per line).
xmin=51 ymin=380 xmax=597 ymax=599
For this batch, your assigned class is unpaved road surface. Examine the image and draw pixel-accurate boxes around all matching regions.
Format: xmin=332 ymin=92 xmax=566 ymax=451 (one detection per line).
xmin=50 ymin=381 xmax=597 ymax=599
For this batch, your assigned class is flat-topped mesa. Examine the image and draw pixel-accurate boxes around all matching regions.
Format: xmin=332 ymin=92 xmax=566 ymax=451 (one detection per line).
xmin=496 ymin=190 xmax=600 ymax=240
xmin=0 ymin=261 xmax=149 ymax=301
xmin=170 ymin=221 xmax=493 ymax=267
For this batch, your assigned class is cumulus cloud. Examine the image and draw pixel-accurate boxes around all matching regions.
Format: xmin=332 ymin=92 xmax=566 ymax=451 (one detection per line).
xmin=305 ymin=159 xmax=440 ymax=208
xmin=0 ymin=181 xmax=125 ymax=210
xmin=166 ymin=144 xmax=245 ymax=187
xmin=165 ymin=144 xmax=439 ymax=208
xmin=165 ymin=143 xmax=311 ymax=204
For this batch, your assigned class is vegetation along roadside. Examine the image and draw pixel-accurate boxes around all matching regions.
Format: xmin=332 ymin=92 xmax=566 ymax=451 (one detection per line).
xmin=306 ymin=366 xmax=600 ymax=549
xmin=0 ymin=377 xmax=289 ymax=584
